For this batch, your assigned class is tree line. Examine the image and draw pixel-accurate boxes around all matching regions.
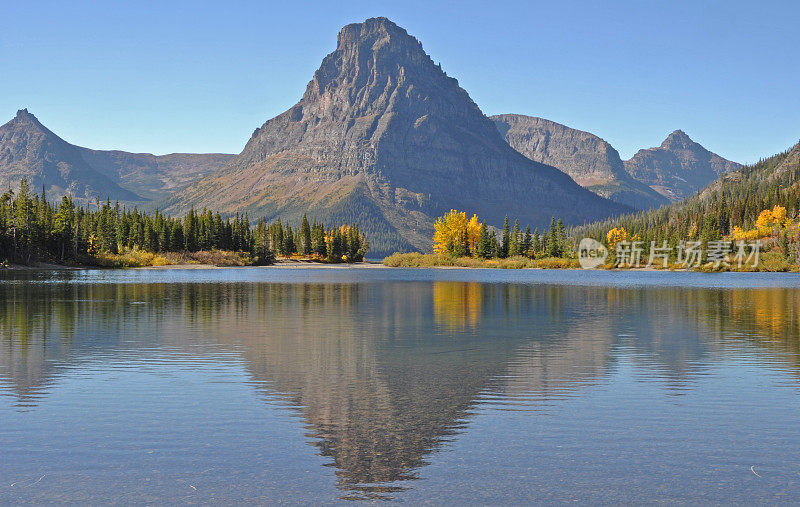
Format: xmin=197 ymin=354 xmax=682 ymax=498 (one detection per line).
xmin=0 ymin=179 xmax=368 ymax=265
xmin=433 ymin=210 xmax=569 ymax=259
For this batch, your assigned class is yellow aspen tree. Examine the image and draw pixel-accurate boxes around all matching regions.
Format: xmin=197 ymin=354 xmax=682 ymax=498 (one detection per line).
xmin=466 ymin=214 xmax=482 ymax=254
xmin=606 ymin=227 xmax=628 ymax=248
xmin=434 ymin=210 xmax=468 ymax=256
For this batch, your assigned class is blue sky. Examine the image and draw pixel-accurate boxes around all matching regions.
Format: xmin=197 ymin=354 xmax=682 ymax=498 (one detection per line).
xmin=1 ymin=0 xmax=798 ymax=163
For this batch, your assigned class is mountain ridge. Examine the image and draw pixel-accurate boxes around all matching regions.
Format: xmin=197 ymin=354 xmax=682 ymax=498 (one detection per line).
xmin=0 ymin=109 xmax=233 ymax=202
xmin=0 ymin=109 xmax=140 ymax=200
xmin=491 ymin=114 xmax=669 ymax=210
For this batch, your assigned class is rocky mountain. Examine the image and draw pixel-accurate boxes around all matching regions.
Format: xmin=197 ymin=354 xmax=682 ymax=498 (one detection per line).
xmin=166 ymin=17 xmax=629 ymax=254
xmin=623 ymin=130 xmax=741 ymax=201
xmin=491 ymin=114 xmax=668 ymax=210
xmin=0 ymin=109 xmax=140 ymax=201
xmin=0 ymin=109 xmax=233 ymax=202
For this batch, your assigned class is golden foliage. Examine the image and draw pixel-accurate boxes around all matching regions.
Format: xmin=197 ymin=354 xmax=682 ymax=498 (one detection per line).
xmin=95 ymin=248 xmax=172 ymax=268
xmin=733 ymin=205 xmax=793 ymax=241
xmin=756 ymin=205 xmax=791 ymax=230
xmin=606 ymin=227 xmax=628 ymax=248
xmin=433 ymin=210 xmax=482 ymax=256
xmin=731 ymin=226 xmax=762 ymax=241
xmin=86 ymin=234 xmax=99 ymax=256
xmin=756 ymin=209 xmax=774 ymax=230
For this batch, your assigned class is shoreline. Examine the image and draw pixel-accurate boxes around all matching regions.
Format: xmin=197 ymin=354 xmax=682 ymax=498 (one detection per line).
xmin=1 ymin=260 xmax=796 ymax=273
xmin=139 ymin=259 xmax=392 ymax=270
xmin=0 ymin=259 xmax=390 ymax=271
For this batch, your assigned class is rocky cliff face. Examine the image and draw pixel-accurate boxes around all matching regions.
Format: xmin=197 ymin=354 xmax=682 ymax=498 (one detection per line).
xmin=167 ymin=17 xmax=628 ymax=254
xmin=623 ymin=130 xmax=741 ymax=201
xmin=0 ymin=109 xmax=232 ymax=202
xmin=0 ymin=109 xmax=140 ymax=200
xmin=492 ymin=114 xmax=668 ymax=210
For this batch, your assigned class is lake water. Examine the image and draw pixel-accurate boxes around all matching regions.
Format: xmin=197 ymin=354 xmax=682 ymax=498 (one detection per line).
xmin=1 ymin=268 xmax=800 ymax=503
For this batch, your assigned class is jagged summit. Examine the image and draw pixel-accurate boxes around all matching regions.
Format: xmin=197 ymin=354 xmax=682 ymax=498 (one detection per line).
xmin=11 ymin=108 xmax=47 ymax=130
xmin=336 ymin=17 xmax=416 ymax=49
xmin=168 ymin=18 xmax=628 ymax=254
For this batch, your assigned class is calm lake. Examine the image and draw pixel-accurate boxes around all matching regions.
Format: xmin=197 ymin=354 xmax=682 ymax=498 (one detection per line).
xmin=1 ymin=268 xmax=800 ymax=503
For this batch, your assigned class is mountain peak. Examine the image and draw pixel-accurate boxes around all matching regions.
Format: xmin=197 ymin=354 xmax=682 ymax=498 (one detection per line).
xmin=660 ymin=129 xmax=696 ymax=149
xmin=337 ymin=17 xmax=413 ymax=49
xmin=329 ymin=17 xmax=429 ymax=75
xmin=490 ymin=114 xmax=669 ymax=210
xmin=6 ymin=109 xmax=55 ymax=141
xmin=169 ymin=18 xmax=627 ymax=254
xmin=12 ymin=108 xmax=42 ymax=126
xmin=0 ymin=110 xmax=142 ymax=201
xmin=626 ymin=129 xmax=741 ymax=201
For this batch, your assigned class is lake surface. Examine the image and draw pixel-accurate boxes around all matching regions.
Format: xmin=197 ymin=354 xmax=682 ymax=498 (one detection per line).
xmin=1 ymin=268 xmax=800 ymax=503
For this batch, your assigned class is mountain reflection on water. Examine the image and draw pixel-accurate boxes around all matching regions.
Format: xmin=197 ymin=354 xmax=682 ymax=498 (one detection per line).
xmin=1 ymin=271 xmax=800 ymax=501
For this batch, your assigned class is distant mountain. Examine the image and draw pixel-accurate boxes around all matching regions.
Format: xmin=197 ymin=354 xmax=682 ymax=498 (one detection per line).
xmin=0 ymin=109 xmax=140 ymax=201
xmin=623 ymin=130 xmax=741 ymax=201
xmin=80 ymin=150 xmax=233 ymax=200
xmin=166 ymin=17 xmax=629 ymax=254
xmin=0 ymin=109 xmax=233 ymax=202
xmin=491 ymin=114 xmax=668 ymax=210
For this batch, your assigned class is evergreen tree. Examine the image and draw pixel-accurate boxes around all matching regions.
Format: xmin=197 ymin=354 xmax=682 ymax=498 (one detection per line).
xmin=300 ymin=215 xmax=312 ymax=255
xmin=476 ymin=223 xmax=491 ymax=258
xmin=523 ymin=226 xmax=532 ymax=258
xmin=500 ymin=215 xmax=510 ymax=258
xmin=489 ymin=231 xmax=498 ymax=258
xmin=0 ymin=178 xmax=372 ymax=266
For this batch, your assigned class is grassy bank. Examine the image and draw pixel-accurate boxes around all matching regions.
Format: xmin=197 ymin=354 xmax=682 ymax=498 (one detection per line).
xmin=383 ymin=253 xmax=579 ymax=269
xmin=93 ymin=249 xmax=256 ymax=268
xmin=383 ymin=251 xmax=800 ymax=272
xmin=92 ymin=250 xmax=363 ymax=268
